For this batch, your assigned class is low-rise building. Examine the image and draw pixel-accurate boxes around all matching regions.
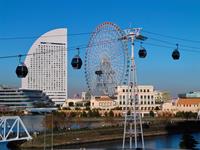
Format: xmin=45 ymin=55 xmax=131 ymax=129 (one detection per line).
xmin=90 ymin=96 xmax=117 ymax=110
xmin=162 ymin=98 xmax=200 ymax=113
xmin=89 ymin=85 xmax=162 ymax=116
xmin=162 ymin=101 xmax=177 ymax=112
xmin=62 ymin=92 xmax=91 ymax=110
xmin=62 ymin=98 xmax=90 ymax=109
xmin=179 ymin=91 xmax=200 ymax=98
xmin=116 ymin=85 xmax=160 ymax=116
xmin=176 ymin=98 xmax=200 ymax=112
xmin=155 ymin=91 xmax=171 ymax=103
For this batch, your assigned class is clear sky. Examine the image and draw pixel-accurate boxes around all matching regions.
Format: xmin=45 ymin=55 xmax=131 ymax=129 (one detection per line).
xmin=0 ymin=0 xmax=200 ymax=97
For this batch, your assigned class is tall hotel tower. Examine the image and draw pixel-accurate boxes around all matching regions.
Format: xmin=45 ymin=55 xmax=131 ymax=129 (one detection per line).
xmin=22 ymin=28 xmax=67 ymax=105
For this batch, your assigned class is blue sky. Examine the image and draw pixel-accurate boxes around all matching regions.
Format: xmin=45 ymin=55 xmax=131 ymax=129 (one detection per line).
xmin=0 ymin=0 xmax=200 ymax=97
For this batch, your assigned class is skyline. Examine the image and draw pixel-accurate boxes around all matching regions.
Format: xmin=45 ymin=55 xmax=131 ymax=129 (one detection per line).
xmin=1 ymin=0 xmax=200 ymax=97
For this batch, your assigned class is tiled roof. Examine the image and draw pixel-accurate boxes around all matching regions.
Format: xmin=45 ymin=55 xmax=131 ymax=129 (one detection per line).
xmin=95 ymin=96 xmax=113 ymax=101
xmin=177 ymin=98 xmax=200 ymax=105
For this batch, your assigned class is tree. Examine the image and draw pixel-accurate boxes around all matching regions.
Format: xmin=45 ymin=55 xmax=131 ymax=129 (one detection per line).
xmin=93 ymin=109 xmax=101 ymax=117
xmin=68 ymin=102 xmax=74 ymax=107
xmin=113 ymin=107 xmax=122 ymax=110
xmin=149 ymin=110 xmax=155 ymax=117
xmin=176 ymin=111 xmax=197 ymax=119
xmin=104 ymin=111 xmax=108 ymax=117
xmin=179 ymin=133 xmax=198 ymax=149
xmin=117 ymin=113 xmax=122 ymax=117
xmin=155 ymin=106 xmax=160 ymax=111
xmin=85 ymin=101 xmax=90 ymax=107
xmin=87 ymin=109 xmax=93 ymax=117
xmin=75 ymin=107 xmax=80 ymax=110
xmin=69 ymin=112 xmax=76 ymax=117
xmin=109 ymin=110 xmax=114 ymax=117
xmin=80 ymin=111 xmax=87 ymax=117
xmin=62 ymin=107 xmax=71 ymax=110
xmin=43 ymin=112 xmax=68 ymax=131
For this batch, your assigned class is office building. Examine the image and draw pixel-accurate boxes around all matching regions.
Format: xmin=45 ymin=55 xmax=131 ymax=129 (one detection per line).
xmin=22 ymin=28 xmax=67 ymax=105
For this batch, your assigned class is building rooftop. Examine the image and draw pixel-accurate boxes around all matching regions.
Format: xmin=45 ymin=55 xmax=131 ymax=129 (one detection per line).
xmin=177 ymin=98 xmax=200 ymax=105
xmin=95 ymin=96 xmax=115 ymax=101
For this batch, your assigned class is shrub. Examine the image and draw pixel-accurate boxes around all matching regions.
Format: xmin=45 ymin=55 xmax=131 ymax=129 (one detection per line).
xmin=149 ymin=110 xmax=155 ymax=117
xmin=109 ymin=110 xmax=114 ymax=117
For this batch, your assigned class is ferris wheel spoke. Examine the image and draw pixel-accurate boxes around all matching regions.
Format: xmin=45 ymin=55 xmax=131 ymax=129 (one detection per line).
xmin=85 ymin=22 xmax=129 ymax=96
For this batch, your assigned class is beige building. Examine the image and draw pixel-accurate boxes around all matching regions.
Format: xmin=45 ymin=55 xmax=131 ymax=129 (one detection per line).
xmin=162 ymin=98 xmax=200 ymax=113
xmin=90 ymin=96 xmax=117 ymax=110
xmin=62 ymin=98 xmax=90 ymax=110
xmin=155 ymin=91 xmax=171 ymax=103
xmin=115 ymin=85 xmax=162 ymax=117
xmin=90 ymin=85 xmax=161 ymax=116
xmin=116 ymin=85 xmax=159 ymax=114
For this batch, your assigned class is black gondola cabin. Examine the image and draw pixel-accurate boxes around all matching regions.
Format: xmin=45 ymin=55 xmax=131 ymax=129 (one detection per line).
xmin=172 ymin=50 xmax=180 ymax=60
xmin=71 ymin=55 xmax=82 ymax=69
xmin=138 ymin=47 xmax=147 ymax=58
xmin=16 ymin=64 xmax=28 ymax=78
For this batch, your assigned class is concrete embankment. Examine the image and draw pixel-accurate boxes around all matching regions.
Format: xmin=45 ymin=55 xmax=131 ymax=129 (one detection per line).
xmin=19 ymin=119 xmax=200 ymax=149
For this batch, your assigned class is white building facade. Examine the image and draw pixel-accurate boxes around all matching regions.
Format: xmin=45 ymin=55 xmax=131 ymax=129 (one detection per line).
xmin=22 ymin=28 xmax=67 ymax=105
xmin=117 ymin=85 xmax=159 ymax=116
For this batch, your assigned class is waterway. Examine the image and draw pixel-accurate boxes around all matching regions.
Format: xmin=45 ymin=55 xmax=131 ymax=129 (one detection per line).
xmin=52 ymin=132 xmax=200 ymax=149
xmin=21 ymin=115 xmax=108 ymax=131
xmin=1 ymin=115 xmax=200 ymax=149
xmin=2 ymin=132 xmax=200 ymax=149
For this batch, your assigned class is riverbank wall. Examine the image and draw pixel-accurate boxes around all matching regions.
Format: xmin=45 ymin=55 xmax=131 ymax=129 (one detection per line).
xmin=19 ymin=119 xmax=200 ymax=149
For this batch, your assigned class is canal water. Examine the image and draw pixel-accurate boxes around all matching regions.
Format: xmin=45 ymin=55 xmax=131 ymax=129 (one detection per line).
xmin=1 ymin=115 xmax=200 ymax=149
xmin=21 ymin=115 xmax=108 ymax=131
xmin=55 ymin=132 xmax=200 ymax=150
xmin=2 ymin=132 xmax=200 ymax=149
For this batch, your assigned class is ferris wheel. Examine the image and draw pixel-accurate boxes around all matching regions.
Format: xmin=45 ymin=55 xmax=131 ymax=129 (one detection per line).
xmin=84 ymin=22 xmax=129 ymax=97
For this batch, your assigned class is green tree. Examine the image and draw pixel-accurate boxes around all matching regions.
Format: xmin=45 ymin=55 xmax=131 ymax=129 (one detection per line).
xmin=117 ymin=113 xmax=122 ymax=117
xmin=176 ymin=111 xmax=197 ymax=119
xmin=113 ymin=107 xmax=122 ymax=110
xmin=93 ymin=109 xmax=101 ymax=117
xmin=62 ymin=107 xmax=71 ymax=110
xmin=69 ymin=112 xmax=76 ymax=117
xmin=68 ymin=102 xmax=74 ymax=107
xmin=87 ymin=109 xmax=93 ymax=117
xmin=109 ymin=110 xmax=114 ymax=117
xmin=179 ymin=133 xmax=198 ymax=149
xmin=75 ymin=107 xmax=80 ymax=110
xmin=149 ymin=110 xmax=155 ymax=117
xmin=176 ymin=111 xmax=184 ymax=118
xmin=104 ymin=111 xmax=108 ymax=117
xmin=43 ymin=112 xmax=68 ymax=130
xmin=80 ymin=111 xmax=87 ymax=117
xmin=85 ymin=101 xmax=90 ymax=107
